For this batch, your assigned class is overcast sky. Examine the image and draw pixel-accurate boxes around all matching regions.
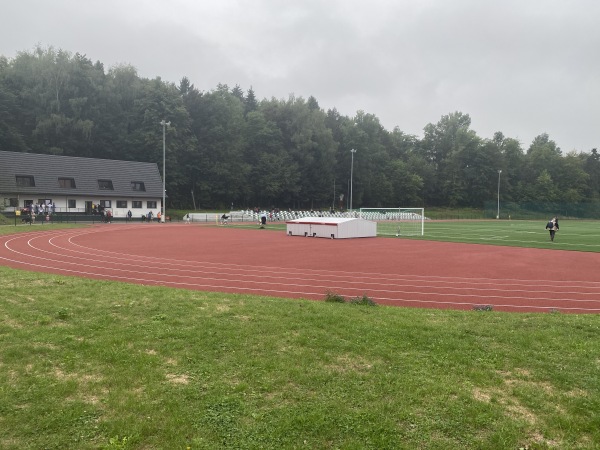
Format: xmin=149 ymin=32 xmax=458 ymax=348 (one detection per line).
xmin=2 ymin=0 xmax=599 ymax=152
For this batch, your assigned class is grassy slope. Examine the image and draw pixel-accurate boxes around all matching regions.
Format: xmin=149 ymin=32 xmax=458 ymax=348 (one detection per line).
xmin=1 ymin=268 xmax=599 ymax=449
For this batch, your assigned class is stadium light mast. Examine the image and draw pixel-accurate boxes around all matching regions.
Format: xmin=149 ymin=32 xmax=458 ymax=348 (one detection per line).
xmin=160 ymin=120 xmax=170 ymax=223
xmin=350 ymin=148 xmax=356 ymax=211
xmin=497 ymin=169 xmax=502 ymax=219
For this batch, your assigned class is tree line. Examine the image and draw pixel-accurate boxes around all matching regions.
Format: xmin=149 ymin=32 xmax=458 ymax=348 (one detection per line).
xmin=1 ymin=46 xmax=599 ymax=211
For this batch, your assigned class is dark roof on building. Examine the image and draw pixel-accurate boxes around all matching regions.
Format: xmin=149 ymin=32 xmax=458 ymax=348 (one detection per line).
xmin=0 ymin=151 xmax=163 ymax=198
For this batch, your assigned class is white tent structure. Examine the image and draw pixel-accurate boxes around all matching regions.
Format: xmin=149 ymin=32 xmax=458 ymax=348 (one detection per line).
xmin=286 ymin=217 xmax=377 ymax=239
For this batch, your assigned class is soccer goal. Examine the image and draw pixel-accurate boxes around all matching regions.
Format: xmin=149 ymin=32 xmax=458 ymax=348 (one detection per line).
xmin=359 ymin=208 xmax=425 ymax=236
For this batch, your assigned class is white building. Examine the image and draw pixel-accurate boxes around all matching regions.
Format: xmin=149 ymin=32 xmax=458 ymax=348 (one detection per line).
xmin=0 ymin=150 xmax=163 ymax=219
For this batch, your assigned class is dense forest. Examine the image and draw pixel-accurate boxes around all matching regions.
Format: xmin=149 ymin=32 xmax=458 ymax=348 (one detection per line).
xmin=1 ymin=46 xmax=599 ymax=211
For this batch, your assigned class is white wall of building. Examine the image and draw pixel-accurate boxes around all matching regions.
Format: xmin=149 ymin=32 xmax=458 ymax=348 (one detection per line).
xmin=3 ymin=194 xmax=162 ymax=217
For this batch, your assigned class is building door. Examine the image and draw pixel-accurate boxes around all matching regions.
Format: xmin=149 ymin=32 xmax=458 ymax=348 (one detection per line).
xmin=85 ymin=201 xmax=92 ymax=214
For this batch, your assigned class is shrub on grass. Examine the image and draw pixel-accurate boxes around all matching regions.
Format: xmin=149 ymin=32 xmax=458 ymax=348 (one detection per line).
xmin=104 ymin=436 xmax=130 ymax=449
xmin=472 ymin=304 xmax=493 ymax=311
xmin=348 ymin=294 xmax=377 ymax=306
xmin=56 ymin=308 xmax=70 ymax=320
xmin=324 ymin=290 xmax=346 ymax=303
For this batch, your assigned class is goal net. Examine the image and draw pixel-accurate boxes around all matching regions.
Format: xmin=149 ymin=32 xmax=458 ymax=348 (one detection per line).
xmin=359 ymin=208 xmax=425 ymax=236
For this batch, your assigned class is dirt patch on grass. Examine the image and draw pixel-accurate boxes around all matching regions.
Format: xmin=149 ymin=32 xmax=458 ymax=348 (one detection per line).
xmin=473 ymin=369 xmax=565 ymax=448
xmin=53 ymin=368 xmax=103 ymax=384
xmin=565 ymin=388 xmax=588 ymax=398
xmin=326 ymin=354 xmax=375 ymax=374
xmin=1 ymin=317 xmax=24 ymax=328
xmin=166 ymin=373 xmax=190 ymax=384
xmin=472 ymin=387 xmax=491 ymax=403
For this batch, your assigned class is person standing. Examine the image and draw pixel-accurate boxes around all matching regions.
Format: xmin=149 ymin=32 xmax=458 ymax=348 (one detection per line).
xmin=127 ymin=210 xmax=132 ymax=222
xmin=545 ymin=216 xmax=559 ymax=242
xmin=260 ymin=211 xmax=267 ymax=228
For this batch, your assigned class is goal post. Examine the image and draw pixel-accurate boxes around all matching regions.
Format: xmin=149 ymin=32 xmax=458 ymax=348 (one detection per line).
xmin=359 ymin=208 xmax=425 ymax=236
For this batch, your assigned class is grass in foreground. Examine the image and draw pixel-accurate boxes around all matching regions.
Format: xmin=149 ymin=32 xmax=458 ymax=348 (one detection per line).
xmin=1 ymin=267 xmax=599 ymax=449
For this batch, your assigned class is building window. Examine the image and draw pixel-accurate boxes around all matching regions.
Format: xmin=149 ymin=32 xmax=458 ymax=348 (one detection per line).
xmin=132 ymin=201 xmax=142 ymax=209
xmin=67 ymin=199 xmax=76 ymax=208
xmin=99 ymin=200 xmax=112 ymax=208
xmin=98 ymin=179 xmax=114 ymax=190
xmin=4 ymin=198 xmax=19 ymax=207
xmin=116 ymin=200 xmax=127 ymax=208
xmin=147 ymin=201 xmax=157 ymax=209
xmin=131 ymin=181 xmax=146 ymax=191
xmin=58 ymin=177 xmax=76 ymax=188
xmin=16 ymin=175 xmax=35 ymax=187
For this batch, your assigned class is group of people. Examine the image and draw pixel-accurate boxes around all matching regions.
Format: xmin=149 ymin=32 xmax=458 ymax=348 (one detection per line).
xmin=91 ymin=204 xmax=105 ymax=216
xmin=20 ymin=203 xmax=56 ymax=223
xmin=21 ymin=202 xmax=55 ymax=216
xmin=108 ymin=210 xmax=168 ymax=222
xmin=252 ymin=207 xmax=282 ymax=222
xmin=140 ymin=211 xmax=162 ymax=222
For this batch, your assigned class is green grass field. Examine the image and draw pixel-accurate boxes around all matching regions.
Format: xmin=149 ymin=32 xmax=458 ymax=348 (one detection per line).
xmin=415 ymin=220 xmax=600 ymax=252
xmin=231 ymin=219 xmax=600 ymax=252
xmin=0 ymin=221 xmax=599 ymax=449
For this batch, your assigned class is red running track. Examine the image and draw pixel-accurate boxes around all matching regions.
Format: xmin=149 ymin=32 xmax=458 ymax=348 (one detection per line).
xmin=1 ymin=224 xmax=600 ymax=313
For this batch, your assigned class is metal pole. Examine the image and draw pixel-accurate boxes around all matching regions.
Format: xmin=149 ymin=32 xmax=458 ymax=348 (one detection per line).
xmin=332 ymin=178 xmax=336 ymax=211
xmin=347 ymin=180 xmax=349 ymax=210
xmin=350 ymin=149 xmax=356 ymax=211
xmin=160 ymin=120 xmax=170 ymax=223
xmin=497 ymin=169 xmax=502 ymax=219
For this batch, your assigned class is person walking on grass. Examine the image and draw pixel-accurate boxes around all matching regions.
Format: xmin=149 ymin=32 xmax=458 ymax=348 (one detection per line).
xmin=546 ymin=216 xmax=559 ymax=242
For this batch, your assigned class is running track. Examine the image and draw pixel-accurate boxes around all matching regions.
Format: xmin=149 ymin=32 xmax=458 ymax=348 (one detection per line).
xmin=1 ymin=224 xmax=600 ymax=313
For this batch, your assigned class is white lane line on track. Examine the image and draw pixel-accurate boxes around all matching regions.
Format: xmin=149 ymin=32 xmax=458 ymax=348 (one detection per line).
xmin=5 ymin=234 xmax=600 ymax=302
xmin=15 ymin=229 xmax=600 ymax=290
xmin=21 ymin=235 xmax=600 ymax=295
xmin=2 ymin=227 xmax=600 ymax=311
xmin=2 ymin=248 xmax=600 ymax=307
xmin=2 ymin=253 xmax=600 ymax=312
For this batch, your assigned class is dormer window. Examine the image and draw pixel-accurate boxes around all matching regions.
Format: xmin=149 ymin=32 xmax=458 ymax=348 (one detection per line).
xmin=98 ymin=179 xmax=114 ymax=190
xmin=16 ymin=175 xmax=35 ymax=187
xmin=131 ymin=181 xmax=146 ymax=191
xmin=58 ymin=177 xmax=76 ymax=188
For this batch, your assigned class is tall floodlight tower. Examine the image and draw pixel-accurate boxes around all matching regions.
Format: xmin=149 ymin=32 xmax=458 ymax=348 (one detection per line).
xmin=350 ymin=148 xmax=357 ymax=211
xmin=160 ymin=120 xmax=170 ymax=223
xmin=497 ymin=169 xmax=502 ymax=219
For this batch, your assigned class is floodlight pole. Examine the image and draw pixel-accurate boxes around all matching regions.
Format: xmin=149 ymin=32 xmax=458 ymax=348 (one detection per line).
xmin=497 ymin=169 xmax=502 ymax=219
xmin=160 ymin=120 xmax=170 ymax=223
xmin=350 ymin=148 xmax=356 ymax=211
xmin=332 ymin=178 xmax=336 ymax=211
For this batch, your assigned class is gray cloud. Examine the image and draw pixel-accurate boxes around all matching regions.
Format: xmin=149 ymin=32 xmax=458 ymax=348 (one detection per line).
xmin=2 ymin=0 xmax=599 ymax=151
